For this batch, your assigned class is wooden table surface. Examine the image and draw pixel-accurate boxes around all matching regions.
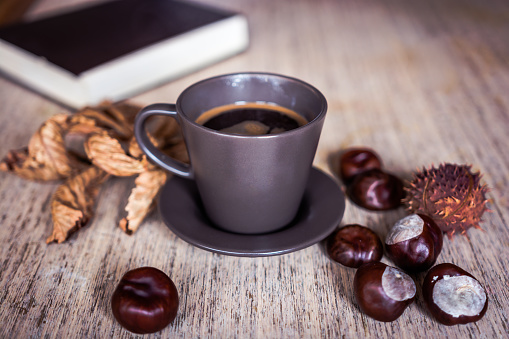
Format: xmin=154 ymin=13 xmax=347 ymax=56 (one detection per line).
xmin=1 ymin=0 xmax=509 ymax=337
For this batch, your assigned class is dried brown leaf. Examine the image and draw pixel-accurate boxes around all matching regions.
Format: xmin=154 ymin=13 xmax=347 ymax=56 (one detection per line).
xmin=74 ymin=101 xmax=141 ymax=140
xmin=67 ymin=112 xmax=100 ymax=128
xmin=163 ymin=139 xmax=189 ymax=164
xmin=2 ymin=100 xmax=188 ymax=242
xmin=0 ymin=147 xmax=28 ymax=172
xmin=128 ymin=113 xmax=188 ymax=165
xmin=0 ymin=114 xmax=87 ymax=181
xmin=77 ymin=108 xmax=131 ymax=139
xmin=118 ymin=137 xmax=189 ymax=234
xmin=85 ymin=131 xmax=145 ymax=177
xmin=128 ymin=115 xmax=182 ymax=157
xmin=47 ymin=166 xmax=109 ymax=243
xmin=119 ymin=169 xmax=168 ymax=234
xmin=151 ymin=115 xmax=181 ymax=146
xmin=100 ymin=101 xmax=141 ymax=126
xmin=64 ymin=120 xmax=106 ymax=160
xmin=128 ymin=137 xmax=144 ymax=159
xmin=128 ymin=133 xmax=159 ymax=159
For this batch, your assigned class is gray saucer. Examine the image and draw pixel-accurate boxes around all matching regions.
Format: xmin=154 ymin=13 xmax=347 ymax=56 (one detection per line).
xmin=158 ymin=167 xmax=345 ymax=257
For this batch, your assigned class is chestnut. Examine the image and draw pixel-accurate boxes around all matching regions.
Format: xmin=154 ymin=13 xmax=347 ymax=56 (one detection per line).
xmin=326 ymin=224 xmax=383 ymax=268
xmin=111 ymin=267 xmax=179 ymax=334
xmin=354 ymin=262 xmax=416 ymax=322
xmin=338 ymin=148 xmax=382 ymax=185
xmin=385 ymin=214 xmax=443 ymax=272
xmin=346 ymin=168 xmax=405 ymax=211
xmin=423 ymin=263 xmax=488 ymax=326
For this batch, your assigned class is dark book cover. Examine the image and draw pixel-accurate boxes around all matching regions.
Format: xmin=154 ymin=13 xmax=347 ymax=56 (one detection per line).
xmin=0 ymin=0 xmax=235 ymax=75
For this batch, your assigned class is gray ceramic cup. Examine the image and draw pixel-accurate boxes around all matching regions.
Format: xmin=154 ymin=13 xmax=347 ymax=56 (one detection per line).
xmin=135 ymin=72 xmax=327 ymax=234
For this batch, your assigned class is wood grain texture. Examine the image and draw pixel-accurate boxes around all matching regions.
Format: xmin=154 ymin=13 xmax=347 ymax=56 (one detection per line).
xmin=1 ymin=0 xmax=509 ymax=337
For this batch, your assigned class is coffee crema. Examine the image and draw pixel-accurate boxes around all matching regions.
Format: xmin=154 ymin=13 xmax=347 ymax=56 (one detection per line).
xmin=195 ymin=102 xmax=308 ymax=136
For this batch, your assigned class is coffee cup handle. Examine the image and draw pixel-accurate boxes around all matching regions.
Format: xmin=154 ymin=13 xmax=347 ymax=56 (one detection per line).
xmin=134 ymin=103 xmax=193 ymax=179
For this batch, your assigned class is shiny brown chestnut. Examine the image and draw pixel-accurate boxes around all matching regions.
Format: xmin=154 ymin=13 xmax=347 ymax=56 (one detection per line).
xmin=111 ymin=267 xmax=179 ymax=334
xmin=346 ymin=168 xmax=405 ymax=211
xmin=385 ymin=214 xmax=443 ymax=272
xmin=354 ymin=262 xmax=416 ymax=322
xmin=326 ymin=224 xmax=383 ymax=268
xmin=338 ymin=148 xmax=382 ymax=185
xmin=423 ymin=263 xmax=488 ymax=326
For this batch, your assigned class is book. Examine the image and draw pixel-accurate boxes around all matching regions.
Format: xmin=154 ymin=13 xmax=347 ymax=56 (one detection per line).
xmin=0 ymin=0 xmax=249 ymax=108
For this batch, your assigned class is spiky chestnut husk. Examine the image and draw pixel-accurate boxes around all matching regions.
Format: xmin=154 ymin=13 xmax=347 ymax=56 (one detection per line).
xmin=403 ymin=163 xmax=489 ymax=239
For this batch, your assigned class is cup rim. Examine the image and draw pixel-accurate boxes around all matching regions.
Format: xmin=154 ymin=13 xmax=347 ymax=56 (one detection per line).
xmin=176 ymin=72 xmax=328 ymax=138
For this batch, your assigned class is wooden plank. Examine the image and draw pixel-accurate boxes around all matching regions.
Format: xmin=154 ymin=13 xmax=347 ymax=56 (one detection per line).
xmin=0 ymin=0 xmax=508 ymax=338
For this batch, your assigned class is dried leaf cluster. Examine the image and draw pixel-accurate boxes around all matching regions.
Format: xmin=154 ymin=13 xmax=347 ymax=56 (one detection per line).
xmin=0 ymin=101 xmax=188 ymax=243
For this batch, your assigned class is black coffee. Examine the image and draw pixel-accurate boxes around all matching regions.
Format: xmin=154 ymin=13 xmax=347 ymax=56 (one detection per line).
xmin=195 ymin=102 xmax=308 ymax=136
